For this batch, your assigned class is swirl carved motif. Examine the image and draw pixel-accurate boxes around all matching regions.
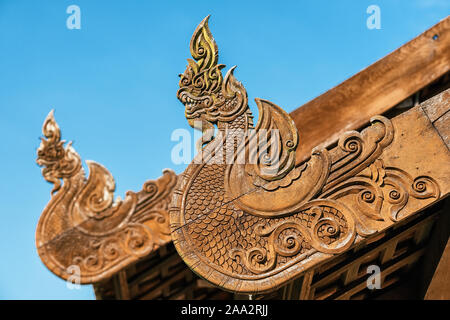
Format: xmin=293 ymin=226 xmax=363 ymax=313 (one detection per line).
xmin=36 ymin=111 xmax=177 ymax=283
xmin=230 ymin=200 xmax=356 ymax=274
xmin=169 ymin=16 xmax=442 ymax=294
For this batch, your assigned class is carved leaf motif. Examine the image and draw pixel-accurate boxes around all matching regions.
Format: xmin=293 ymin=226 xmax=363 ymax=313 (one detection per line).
xmin=225 ymin=147 xmax=330 ymax=217
xmin=248 ymin=98 xmax=299 ymax=182
xmin=321 ymin=176 xmax=384 ymax=222
xmin=324 ymin=115 xmax=394 ymax=191
xmin=77 ymin=161 xmax=117 ymax=219
xmin=376 ymin=165 xmax=440 ymax=221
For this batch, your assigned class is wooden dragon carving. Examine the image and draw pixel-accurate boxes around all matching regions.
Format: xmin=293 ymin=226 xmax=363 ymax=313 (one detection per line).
xmin=35 ymin=16 xmax=447 ymax=294
xmin=36 ymin=111 xmax=177 ymax=283
xmin=169 ymin=16 xmax=441 ymax=293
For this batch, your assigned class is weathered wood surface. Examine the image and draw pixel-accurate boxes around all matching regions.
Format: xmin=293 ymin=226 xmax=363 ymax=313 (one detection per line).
xmin=425 ymin=237 xmax=450 ymax=299
xmin=290 ymin=16 xmax=450 ymax=164
xmin=417 ymin=197 xmax=450 ymax=300
xmin=422 ymin=89 xmax=450 ymax=148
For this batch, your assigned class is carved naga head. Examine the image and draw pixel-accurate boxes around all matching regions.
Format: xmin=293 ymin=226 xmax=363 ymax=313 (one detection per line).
xmin=177 ymin=16 xmax=248 ymax=130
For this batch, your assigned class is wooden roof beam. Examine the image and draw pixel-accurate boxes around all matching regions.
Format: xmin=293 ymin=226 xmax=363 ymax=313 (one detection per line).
xmin=290 ymin=16 xmax=450 ymax=164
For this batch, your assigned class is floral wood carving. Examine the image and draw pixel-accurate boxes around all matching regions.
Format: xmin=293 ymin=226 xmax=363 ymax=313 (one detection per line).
xmin=36 ymin=111 xmax=177 ymax=283
xmin=169 ymin=16 xmax=443 ymax=294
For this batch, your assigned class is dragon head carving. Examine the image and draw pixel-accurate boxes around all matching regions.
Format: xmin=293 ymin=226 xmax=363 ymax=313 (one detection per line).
xmin=177 ymin=16 xmax=248 ymax=131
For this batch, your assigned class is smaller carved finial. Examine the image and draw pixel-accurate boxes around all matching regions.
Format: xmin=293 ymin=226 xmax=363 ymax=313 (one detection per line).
xmin=36 ymin=111 xmax=178 ymax=284
xmin=36 ymin=110 xmax=81 ymax=194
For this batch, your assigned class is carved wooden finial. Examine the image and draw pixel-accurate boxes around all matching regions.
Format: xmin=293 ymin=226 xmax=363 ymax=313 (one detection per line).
xmin=36 ymin=111 xmax=177 ymax=284
xmin=169 ymin=18 xmax=442 ymax=294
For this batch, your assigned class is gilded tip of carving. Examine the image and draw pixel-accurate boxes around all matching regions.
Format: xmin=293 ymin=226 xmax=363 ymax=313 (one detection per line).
xmin=224 ymin=65 xmax=244 ymax=90
xmin=223 ymin=66 xmax=237 ymax=85
xmin=43 ymin=109 xmax=55 ymax=125
xmin=193 ymin=15 xmax=212 ymax=39
xmin=189 ymin=15 xmax=218 ymax=66
xmin=43 ymin=109 xmax=55 ymax=126
xmin=200 ymin=15 xmax=211 ymax=27
xmin=41 ymin=109 xmax=60 ymax=141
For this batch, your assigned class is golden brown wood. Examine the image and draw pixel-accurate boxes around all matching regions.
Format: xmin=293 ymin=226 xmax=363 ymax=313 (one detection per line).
xmin=35 ymin=15 xmax=449 ymax=300
xmin=421 ymin=88 xmax=450 ymax=148
xmin=169 ymin=16 xmax=450 ymax=294
xmin=416 ymin=198 xmax=450 ymax=300
xmin=298 ymin=271 xmax=313 ymax=300
xmin=307 ymin=212 xmax=438 ymax=300
xmin=113 ymin=270 xmax=130 ymax=300
xmin=290 ymin=16 xmax=450 ymax=164
xmin=36 ymin=111 xmax=177 ymax=284
xmin=425 ymin=238 xmax=450 ymax=299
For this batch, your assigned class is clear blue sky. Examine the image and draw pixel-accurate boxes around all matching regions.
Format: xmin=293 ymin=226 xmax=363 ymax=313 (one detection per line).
xmin=0 ymin=0 xmax=448 ymax=299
